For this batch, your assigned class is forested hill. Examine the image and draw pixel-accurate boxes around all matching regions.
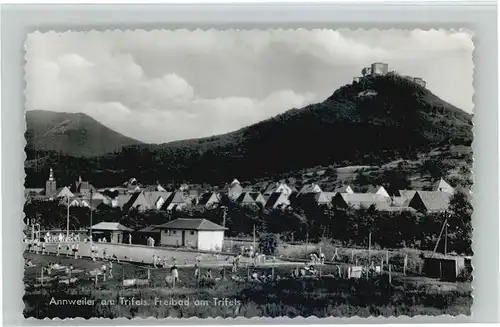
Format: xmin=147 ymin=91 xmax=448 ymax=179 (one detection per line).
xmin=26 ymin=110 xmax=141 ymax=157
xmin=25 ymin=73 xmax=472 ymax=188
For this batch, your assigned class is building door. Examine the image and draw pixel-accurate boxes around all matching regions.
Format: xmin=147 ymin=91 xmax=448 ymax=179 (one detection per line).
xmin=181 ymin=231 xmax=186 ymax=246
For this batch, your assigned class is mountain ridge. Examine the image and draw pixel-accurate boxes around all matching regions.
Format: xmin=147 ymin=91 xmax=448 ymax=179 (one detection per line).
xmin=25 ymin=73 xmax=473 ymax=188
xmin=25 ymin=110 xmax=141 ymax=157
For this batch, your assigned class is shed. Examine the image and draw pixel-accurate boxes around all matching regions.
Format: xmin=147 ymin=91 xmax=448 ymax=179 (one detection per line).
xmin=90 ymin=222 xmax=133 ymax=244
xmin=155 ymin=218 xmax=227 ymax=251
xmin=135 ymin=225 xmax=161 ymax=245
xmin=422 ymin=253 xmax=467 ymax=282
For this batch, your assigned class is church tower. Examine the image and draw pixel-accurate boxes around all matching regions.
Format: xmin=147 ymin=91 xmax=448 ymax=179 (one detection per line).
xmin=45 ymin=168 xmax=57 ymax=196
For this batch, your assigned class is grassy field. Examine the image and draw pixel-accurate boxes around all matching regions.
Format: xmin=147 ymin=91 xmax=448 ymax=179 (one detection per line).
xmin=23 ymin=253 xmax=472 ymax=319
xmin=224 ymin=238 xmax=428 ymax=275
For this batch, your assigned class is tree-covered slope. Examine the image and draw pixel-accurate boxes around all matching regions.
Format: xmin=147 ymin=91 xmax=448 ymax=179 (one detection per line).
xmin=25 ymin=74 xmax=472 ymax=187
xmin=26 ymin=110 xmax=141 ymax=157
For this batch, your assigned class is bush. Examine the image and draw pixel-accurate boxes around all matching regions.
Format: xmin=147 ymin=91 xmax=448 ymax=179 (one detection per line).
xmin=258 ymin=233 xmax=280 ymax=255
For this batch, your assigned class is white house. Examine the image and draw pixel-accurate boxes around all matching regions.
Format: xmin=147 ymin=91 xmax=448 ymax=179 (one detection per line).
xmin=90 ymin=222 xmax=133 ymax=243
xmin=155 ymin=218 xmax=227 ymax=251
xmin=434 ymin=178 xmax=455 ymax=194
xmin=366 ymin=185 xmax=390 ymax=197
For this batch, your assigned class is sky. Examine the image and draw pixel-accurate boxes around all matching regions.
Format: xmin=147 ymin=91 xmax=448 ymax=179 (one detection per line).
xmin=25 ymin=29 xmax=474 ymax=144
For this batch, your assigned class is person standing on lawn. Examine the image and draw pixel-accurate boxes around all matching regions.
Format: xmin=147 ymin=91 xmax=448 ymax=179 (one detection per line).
xmin=108 ymin=261 xmax=113 ymax=279
xmin=194 ymin=263 xmax=200 ymax=279
xmin=170 ymin=264 xmax=179 ymax=284
xmin=41 ymin=240 xmax=46 ymax=255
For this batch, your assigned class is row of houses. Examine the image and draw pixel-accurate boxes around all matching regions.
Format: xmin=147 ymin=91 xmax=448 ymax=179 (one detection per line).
xmin=26 ymin=169 xmax=460 ymax=214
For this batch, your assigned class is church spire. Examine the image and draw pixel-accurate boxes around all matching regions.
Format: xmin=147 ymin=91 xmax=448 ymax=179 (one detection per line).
xmin=49 ymin=168 xmax=54 ymax=181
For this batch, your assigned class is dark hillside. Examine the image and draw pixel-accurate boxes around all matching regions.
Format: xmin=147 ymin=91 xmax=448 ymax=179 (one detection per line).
xmin=25 ymin=74 xmax=472 ymax=187
xmin=26 ymin=110 xmax=141 ymax=157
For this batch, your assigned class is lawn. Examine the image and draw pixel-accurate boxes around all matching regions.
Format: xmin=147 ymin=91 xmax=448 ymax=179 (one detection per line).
xmin=23 ymin=253 xmax=472 ymax=319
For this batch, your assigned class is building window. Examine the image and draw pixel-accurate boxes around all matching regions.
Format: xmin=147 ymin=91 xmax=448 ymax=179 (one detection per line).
xmin=172 ymin=230 xmax=176 ymax=235
xmin=190 ymin=231 xmax=194 ymax=235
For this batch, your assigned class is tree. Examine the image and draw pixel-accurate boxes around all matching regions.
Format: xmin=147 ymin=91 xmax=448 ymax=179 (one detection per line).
xmin=355 ymin=170 xmax=371 ymax=186
xmin=325 ymin=166 xmax=338 ymax=180
xmin=447 ymin=190 xmax=473 ymax=255
xmin=380 ymin=169 xmax=411 ymax=195
xmin=258 ymin=233 xmax=280 ymax=255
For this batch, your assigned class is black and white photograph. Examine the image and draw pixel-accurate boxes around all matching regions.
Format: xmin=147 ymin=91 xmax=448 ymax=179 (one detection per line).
xmin=23 ymin=29 xmax=474 ymax=319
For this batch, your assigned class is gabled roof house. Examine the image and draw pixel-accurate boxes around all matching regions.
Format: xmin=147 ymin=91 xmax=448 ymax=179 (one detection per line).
xmin=408 ymin=191 xmax=452 ymax=213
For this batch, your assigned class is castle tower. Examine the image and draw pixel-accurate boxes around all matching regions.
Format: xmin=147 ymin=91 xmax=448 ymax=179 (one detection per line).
xmin=371 ymin=62 xmax=389 ymax=77
xmin=45 ymin=168 xmax=57 ymax=196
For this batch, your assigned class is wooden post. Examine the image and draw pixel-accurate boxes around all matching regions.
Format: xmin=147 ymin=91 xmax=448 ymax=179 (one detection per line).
xmin=197 ymin=266 xmax=201 ymax=288
xmin=381 ymin=258 xmax=384 ymax=271
xmin=247 ymin=265 xmax=250 ymax=280
xmin=95 ymin=274 xmax=98 ymax=286
xmin=66 ymin=196 xmax=70 ymax=240
xmin=403 ymin=254 xmax=408 ymax=276
xmin=389 ymin=264 xmax=392 ymax=284
xmin=148 ymin=269 xmax=151 ymax=280
xmin=305 ymin=232 xmax=309 ymax=259
xmin=355 ymin=258 xmax=358 ymax=266
xmin=433 ymin=218 xmax=447 ymax=253
xmin=347 ymin=266 xmax=351 ymax=279
xmin=444 ymin=221 xmax=448 ymax=255
xmin=253 ymin=225 xmax=256 ymax=252
xmin=386 ymin=249 xmax=389 ymax=266
xmin=368 ymin=232 xmax=372 ymax=263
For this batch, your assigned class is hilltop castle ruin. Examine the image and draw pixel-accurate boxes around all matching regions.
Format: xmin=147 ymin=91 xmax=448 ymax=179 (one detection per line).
xmin=354 ymin=62 xmax=426 ymax=88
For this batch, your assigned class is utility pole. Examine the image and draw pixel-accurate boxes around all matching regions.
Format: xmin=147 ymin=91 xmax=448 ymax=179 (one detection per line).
xmin=368 ymin=232 xmax=372 ymax=263
xmin=253 ymin=225 xmax=256 ymax=251
xmin=66 ymin=195 xmax=70 ymax=240
xmin=432 ymin=212 xmax=448 ymax=254
xmin=444 ymin=219 xmax=448 ymax=255
xmin=89 ymin=189 xmax=93 ymax=243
